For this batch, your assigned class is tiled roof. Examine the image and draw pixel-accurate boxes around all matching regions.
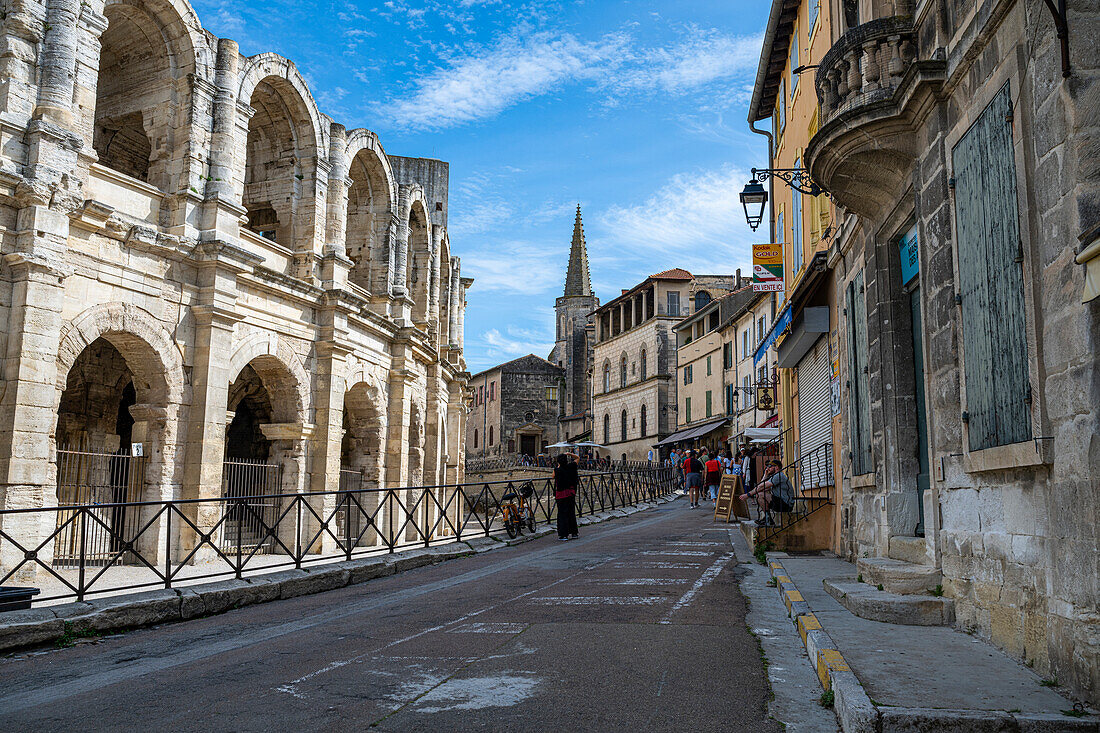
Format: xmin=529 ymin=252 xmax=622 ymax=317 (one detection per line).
xmin=650 ymin=268 xmax=693 ymax=280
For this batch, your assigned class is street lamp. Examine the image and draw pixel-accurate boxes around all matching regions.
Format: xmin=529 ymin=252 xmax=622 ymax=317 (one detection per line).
xmin=739 ymin=180 xmax=768 ymax=232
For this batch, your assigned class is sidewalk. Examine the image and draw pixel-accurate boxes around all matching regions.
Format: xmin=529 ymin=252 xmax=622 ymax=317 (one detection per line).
xmin=768 ymin=553 xmax=1098 ymax=732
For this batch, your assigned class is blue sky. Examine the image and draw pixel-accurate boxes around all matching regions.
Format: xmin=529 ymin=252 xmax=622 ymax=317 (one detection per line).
xmin=190 ymin=0 xmax=771 ymax=372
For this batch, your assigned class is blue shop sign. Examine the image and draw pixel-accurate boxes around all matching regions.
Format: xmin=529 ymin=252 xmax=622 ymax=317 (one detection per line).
xmin=754 ymin=302 xmax=792 ymax=366
xmin=899 ymin=225 xmax=919 ymax=285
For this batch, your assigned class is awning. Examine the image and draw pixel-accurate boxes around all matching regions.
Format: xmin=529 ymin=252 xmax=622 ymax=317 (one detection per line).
xmin=731 ymin=427 xmax=780 ymax=444
xmin=684 ymin=418 xmax=730 ymax=440
xmin=754 ymin=301 xmax=792 ymax=366
xmin=652 ymin=427 xmax=698 ymax=448
xmin=654 ymin=419 xmax=729 ymax=447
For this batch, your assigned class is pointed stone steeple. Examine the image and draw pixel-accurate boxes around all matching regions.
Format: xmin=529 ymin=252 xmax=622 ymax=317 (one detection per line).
xmin=563 ymin=204 xmax=592 ymax=297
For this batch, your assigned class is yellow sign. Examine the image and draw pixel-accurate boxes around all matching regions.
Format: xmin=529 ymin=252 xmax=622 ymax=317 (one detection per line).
xmin=756 ymin=385 xmax=776 ymax=411
xmin=753 ymin=244 xmax=784 ymax=293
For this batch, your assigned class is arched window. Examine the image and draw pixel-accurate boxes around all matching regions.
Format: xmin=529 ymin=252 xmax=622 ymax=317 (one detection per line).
xmin=640 ymin=405 xmax=647 ymax=437
xmin=640 ymin=348 xmax=648 ymax=380
xmin=603 ymin=414 xmax=610 ymax=444
xmin=694 ymin=291 xmax=712 ymax=311
xmin=473 ymin=429 xmax=479 ymax=448
xmin=621 ymin=410 xmax=628 ymax=442
xmin=603 ymin=362 xmax=611 ymax=393
xmin=620 ymin=356 xmax=628 ymax=387
xmin=489 ymin=427 xmax=494 ymax=446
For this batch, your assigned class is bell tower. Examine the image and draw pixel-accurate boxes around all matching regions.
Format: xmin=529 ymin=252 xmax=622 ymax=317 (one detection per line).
xmin=552 ymin=205 xmax=599 ymax=438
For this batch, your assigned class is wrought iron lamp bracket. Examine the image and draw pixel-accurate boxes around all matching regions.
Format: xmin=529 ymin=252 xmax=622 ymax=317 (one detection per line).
xmin=751 ymin=167 xmax=828 ymax=198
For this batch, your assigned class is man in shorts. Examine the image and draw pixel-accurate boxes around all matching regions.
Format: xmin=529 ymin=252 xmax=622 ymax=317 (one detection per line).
xmin=739 ymin=459 xmax=794 ymax=527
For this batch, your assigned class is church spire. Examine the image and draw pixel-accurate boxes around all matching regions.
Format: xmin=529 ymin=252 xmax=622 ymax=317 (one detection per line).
xmin=563 ymin=204 xmax=592 ymax=297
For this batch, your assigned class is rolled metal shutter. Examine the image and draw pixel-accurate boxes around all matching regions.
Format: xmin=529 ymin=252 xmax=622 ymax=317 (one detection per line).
xmin=797 ymin=337 xmax=832 ymax=488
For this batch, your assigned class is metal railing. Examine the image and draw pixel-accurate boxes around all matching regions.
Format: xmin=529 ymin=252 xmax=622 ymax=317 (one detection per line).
xmin=756 ymin=442 xmax=834 ymax=545
xmin=465 ymin=456 xmax=661 ymax=473
xmin=0 ymin=467 xmax=678 ymax=607
xmin=55 ymin=448 xmax=146 ymax=567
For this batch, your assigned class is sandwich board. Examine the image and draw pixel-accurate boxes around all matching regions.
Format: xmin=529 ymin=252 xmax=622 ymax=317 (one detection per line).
xmin=714 ymin=474 xmax=749 ymax=523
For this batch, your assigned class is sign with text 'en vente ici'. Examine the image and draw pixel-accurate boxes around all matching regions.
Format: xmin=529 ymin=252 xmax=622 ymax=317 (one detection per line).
xmin=753 ymin=243 xmax=784 ymax=292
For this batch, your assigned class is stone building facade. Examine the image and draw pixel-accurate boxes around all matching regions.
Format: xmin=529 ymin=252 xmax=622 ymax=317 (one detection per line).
xmin=757 ymin=0 xmax=1100 ymax=703
xmin=550 ymin=206 xmax=599 ymax=442
xmin=465 ymin=356 xmax=564 ymax=459
xmin=592 ymin=270 xmax=735 ymax=460
xmin=0 ymin=0 xmax=471 ymax=576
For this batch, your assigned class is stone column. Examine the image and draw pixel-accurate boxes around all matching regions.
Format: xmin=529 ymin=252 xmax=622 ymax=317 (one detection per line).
xmin=325 ymin=124 xmax=349 ymax=258
xmin=458 ymin=276 xmax=472 ymax=352
xmin=35 ymin=0 xmax=82 ymax=124
xmin=428 ymin=228 xmax=443 ymax=336
xmin=392 ymin=186 xmax=411 ymax=297
xmin=0 ymin=4 xmax=46 ymax=120
xmin=309 ymin=338 xmax=351 ymax=554
xmin=129 ymin=403 xmax=171 ymax=563
xmin=383 ymin=353 xmax=414 ymax=546
xmin=448 ymin=267 xmax=460 ymax=347
xmin=202 ymin=39 xmax=249 ymax=242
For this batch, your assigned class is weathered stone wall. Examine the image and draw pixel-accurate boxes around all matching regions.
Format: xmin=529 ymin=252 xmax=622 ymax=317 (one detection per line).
xmin=0 ymin=0 xmax=470 ymax=576
xmin=819 ymin=0 xmax=1100 ymax=703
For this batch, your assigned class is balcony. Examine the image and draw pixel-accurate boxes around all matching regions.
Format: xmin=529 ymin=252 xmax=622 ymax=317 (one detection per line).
xmin=805 ymin=17 xmax=945 ymax=218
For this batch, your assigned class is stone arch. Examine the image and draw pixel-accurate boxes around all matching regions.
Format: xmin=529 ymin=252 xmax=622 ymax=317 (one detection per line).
xmin=93 ymin=0 xmax=208 ymax=189
xmin=238 ymin=55 xmax=327 ymax=250
xmin=345 ymin=131 xmax=397 ymax=295
xmin=639 ymin=344 xmax=648 ymax=380
xmin=408 ymin=196 xmax=432 ymax=322
xmin=56 ymin=303 xmax=185 ymax=409
xmin=225 ymin=334 xmax=310 ymax=425
xmin=619 ymin=351 xmax=628 ymax=388
xmin=602 ymin=359 xmax=611 ymax=393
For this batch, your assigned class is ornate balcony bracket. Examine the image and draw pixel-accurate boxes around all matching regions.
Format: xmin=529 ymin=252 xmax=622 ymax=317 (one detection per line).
xmin=805 ymin=17 xmax=945 ymax=217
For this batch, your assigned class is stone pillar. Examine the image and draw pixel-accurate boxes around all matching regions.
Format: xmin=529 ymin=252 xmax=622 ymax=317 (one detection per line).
xmin=448 ymin=267 xmax=460 ymax=346
xmin=129 ymin=403 xmax=171 ymax=563
xmin=202 ymin=40 xmax=249 ymax=242
xmin=260 ymin=424 xmax=313 ymax=553
xmin=392 ymin=186 xmax=411 ymax=297
xmin=383 ymin=356 xmax=413 ymax=546
xmin=325 ymin=124 xmax=349 ymax=258
xmin=309 ymin=339 xmax=351 ymax=554
xmin=0 ymin=254 xmax=70 ymax=580
xmin=35 ymin=0 xmax=82 ymax=124
xmin=458 ymin=275 xmax=472 ymax=353
xmin=0 ymin=3 xmax=46 ymax=119
xmin=428 ymin=228 xmax=443 ymax=336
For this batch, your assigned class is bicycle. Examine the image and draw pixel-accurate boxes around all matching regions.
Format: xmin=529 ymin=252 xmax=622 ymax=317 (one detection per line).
xmin=500 ymin=481 xmax=538 ymax=539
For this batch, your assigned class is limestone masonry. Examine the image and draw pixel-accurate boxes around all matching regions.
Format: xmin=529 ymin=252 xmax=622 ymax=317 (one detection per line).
xmin=0 ymin=0 xmax=470 ymax=577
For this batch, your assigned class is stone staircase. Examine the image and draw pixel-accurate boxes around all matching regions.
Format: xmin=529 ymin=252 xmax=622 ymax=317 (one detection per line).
xmin=823 ymin=534 xmax=955 ymax=626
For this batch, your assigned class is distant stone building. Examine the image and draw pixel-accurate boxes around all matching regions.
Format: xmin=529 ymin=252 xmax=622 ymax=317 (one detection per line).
xmin=465 ymin=356 xmax=564 ymax=459
xmin=550 ymin=206 xmax=599 ymax=442
xmin=592 ymin=270 xmax=736 ymax=461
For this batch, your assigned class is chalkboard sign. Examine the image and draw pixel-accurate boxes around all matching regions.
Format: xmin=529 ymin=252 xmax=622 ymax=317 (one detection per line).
xmin=714 ymin=475 xmax=748 ymax=523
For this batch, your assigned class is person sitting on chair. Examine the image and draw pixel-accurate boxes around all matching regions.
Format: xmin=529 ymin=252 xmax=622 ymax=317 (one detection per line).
xmin=740 ymin=459 xmax=794 ymax=527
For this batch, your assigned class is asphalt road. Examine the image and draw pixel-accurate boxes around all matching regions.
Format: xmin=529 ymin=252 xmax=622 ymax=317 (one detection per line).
xmin=1 ymin=501 xmax=783 ymax=732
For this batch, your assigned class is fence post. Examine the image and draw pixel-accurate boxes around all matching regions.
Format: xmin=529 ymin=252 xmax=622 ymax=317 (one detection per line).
xmin=295 ymin=496 xmax=303 ymax=568
xmin=345 ymin=490 xmax=353 ymax=562
xmin=164 ymin=507 xmax=172 ymax=589
xmin=235 ymin=499 xmax=243 ymax=579
xmin=77 ymin=508 xmax=87 ymax=602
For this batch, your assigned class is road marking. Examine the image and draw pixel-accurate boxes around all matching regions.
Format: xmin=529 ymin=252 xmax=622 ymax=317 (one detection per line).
xmin=611 ymin=561 xmax=701 ymax=569
xmin=413 ymin=673 xmax=540 ymax=714
xmin=660 ymin=552 xmax=735 ymax=624
xmin=584 ymin=578 xmax=689 ymax=586
xmin=640 ymin=550 xmax=716 ymax=557
xmin=528 ymin=596 xmax=666 ymax=605
xmin=447 ymin=623 xmax=529 ymax=634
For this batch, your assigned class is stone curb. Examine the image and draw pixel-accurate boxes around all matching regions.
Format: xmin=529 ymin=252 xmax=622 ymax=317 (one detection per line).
xmin=764 ymin=553 xmax=1100 ymax=733
xmin=0 ymin=493 xmax=674 ymax=653
xmin=766 ymin=553 xmax=878 ymax=733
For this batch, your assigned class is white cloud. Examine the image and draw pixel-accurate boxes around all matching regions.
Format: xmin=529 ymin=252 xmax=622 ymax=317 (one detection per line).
xmin=470 ymin=325 xmax=555 ymax=369
xmin=378 ymin=27 xmax=762 ymax=130
xmin=461 ymin=240 xmax=566 ymax=296
xmin=594 ymin=165 xmax=758 ymax=277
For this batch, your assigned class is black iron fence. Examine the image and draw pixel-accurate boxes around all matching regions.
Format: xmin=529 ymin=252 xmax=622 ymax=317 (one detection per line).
xmin=756 ymin=442 xmax=834 ymax=544
xmin=55 ymin=448 xmax=146 ymax=567
xmin=0 ymin=466 xmax=678 ymax=607
xmin=465 ymin=456 xmax=661 ymax=473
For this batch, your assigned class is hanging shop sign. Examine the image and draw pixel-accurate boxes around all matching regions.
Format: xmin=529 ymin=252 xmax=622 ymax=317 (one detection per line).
xmin=756 ymin=384 xmax=776 ymax=412
xmin=899 ymin=225 xmax=919 ymax=285
xmin=753 ymin=244 xmax=785 ymax=292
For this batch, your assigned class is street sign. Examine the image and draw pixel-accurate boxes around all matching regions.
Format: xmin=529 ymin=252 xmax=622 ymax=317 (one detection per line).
xmin=131 ymin=442 xmax=144 ymax=457
xmin=715 ymin=475 xmax=748 ymax=523
xmin=753 ymin=244 xmax=784 ymax=293
xmin=899 ymin=224 xmax=919 ymax=285
xmin=756 ymin=385 xmax=776 ymax=411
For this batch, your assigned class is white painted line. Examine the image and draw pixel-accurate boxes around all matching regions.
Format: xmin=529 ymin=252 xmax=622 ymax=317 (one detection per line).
xmin=660 ymin=552 xmax=735 ymax=624
xmin=611 ymin=561 xmax=701 ymax=569
xmin=640 ymin=550 xmax=716 ymax=557
xmin=584 ymin=578 xmax=689 ymax=586
xmin=447 ymin=622 xmax=529 ymax=634
xmin=528 ymin=596 xmax=666 ymax=605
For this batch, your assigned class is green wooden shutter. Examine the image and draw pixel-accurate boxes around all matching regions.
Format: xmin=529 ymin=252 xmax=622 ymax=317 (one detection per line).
xmin=952 ymin=82 xmax=1032 ymax=451
xmin=847 ymin=271 xmax=873 ymax=474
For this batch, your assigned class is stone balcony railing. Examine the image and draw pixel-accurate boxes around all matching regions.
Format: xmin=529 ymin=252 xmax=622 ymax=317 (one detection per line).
xmin=806 ymin=16 xmax=944 ymax=217
xmin=815 ymin=16 xmax=919 ymax=125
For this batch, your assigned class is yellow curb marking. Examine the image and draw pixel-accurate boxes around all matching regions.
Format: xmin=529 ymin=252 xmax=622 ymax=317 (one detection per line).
xmin=769 ymin=562 xmax=784 ymax=571
xmin=798 ymin=613 xmax=822 ymax=645
xmin=775 ymin=575 xmax=791 ymax=584
xmin=782 ymin=589 xmax=804 ymax=611
xmin=816 ymin=648 xmax=851 ymax=690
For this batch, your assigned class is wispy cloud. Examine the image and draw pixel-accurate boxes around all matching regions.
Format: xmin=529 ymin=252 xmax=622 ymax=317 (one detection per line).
xmin=461 ymin=240 xmax=565 ymax=296
xmin=377 ymin=27 xmax=762 ymax=130
xmin=469 ymin=325 xmax=555 ymax=369
xmin=593 ymin=165 xmax=757 ymax=277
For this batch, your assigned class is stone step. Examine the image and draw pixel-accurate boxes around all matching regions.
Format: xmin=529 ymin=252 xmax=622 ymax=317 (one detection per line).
xmin=824 ymin=579 xmax=955 ymax=626
xmin=888 ymin=535 xmax=930 ymax=565
xmin=857 ymin=556 xmax=941 ymax=595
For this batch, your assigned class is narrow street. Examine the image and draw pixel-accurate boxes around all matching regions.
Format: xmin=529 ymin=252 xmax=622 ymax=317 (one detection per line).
xmin=0 ymin=503 xmax=797 ymax=732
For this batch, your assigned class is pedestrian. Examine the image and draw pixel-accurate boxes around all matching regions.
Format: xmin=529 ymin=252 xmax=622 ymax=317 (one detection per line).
xmin=553 ymin=453 xmax=579 ymax=540
xmin=682 ymin=449 xmax=704 ymax=508
xmin=740 ymin=459 xmax=795 ymax=527
xmin=704 ymin=451 xmax=722 ymax=504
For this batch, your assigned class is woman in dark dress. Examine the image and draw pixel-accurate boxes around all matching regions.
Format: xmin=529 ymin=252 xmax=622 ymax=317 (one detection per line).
xmin=553 ymin=454 xmax=579 ymax=540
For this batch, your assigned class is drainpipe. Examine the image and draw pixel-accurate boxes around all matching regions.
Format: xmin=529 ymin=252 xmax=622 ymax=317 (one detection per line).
xmin=748 ymin=119 xmax=776 ymax=251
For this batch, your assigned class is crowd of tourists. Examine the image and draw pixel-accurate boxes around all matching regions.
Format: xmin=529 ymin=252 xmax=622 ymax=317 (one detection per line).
xmin=668 ymin=445 xmax=794 ymax=527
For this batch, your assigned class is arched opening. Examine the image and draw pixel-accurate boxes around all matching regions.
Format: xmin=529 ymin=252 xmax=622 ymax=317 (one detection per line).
xmin=694 ymin=290 xmax=712 ymax=312
xmin=408 ymin=202 xmax=431 ymax=321
xmin=621 ymin=410 xmax=628 ymax=443
xmin=473 ymin=429 xmax=479 ymax=450
xmin=339 ymin=382 xmax=384 ymax=548
xmin=620 ymin=356 xmax=628 ymax=388
xmin=94 ymin=4 xmax=174 ymax=186
xmin=243 ymin=77 xmax=318 ymax=248
xmin=603 ymin=414 xmax=610 ymax=445
xmin=603 ymin=361 xmax=611 ymax=393
xmin=54 ymin=334 xmax=168 ymax=566
xmin=223 ymin=356 xmax=302 ymax=553
xmin=640 ymin=404 xmax=648 ymax=438
xmin=640 ymin=347 xmax=648 ymax=380
xmin=346 ymin=148 xmax=392 ymax=294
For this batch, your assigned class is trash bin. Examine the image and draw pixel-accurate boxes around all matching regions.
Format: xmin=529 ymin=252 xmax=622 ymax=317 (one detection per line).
xmin=0 ymin=586 xmax=41 ymax=612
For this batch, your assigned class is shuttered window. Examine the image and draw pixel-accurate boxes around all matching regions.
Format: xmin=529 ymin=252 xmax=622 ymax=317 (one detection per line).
xmin=846 ymin=271 xmax=873 ymax=474
xmin=952 ymin=82 xmax=1032 ymax=451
